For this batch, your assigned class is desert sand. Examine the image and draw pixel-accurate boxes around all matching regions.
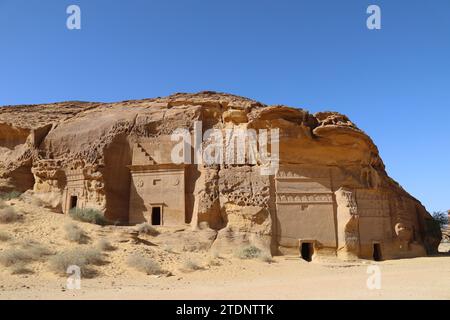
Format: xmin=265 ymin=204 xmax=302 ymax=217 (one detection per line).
xmin=0 ymin=197 xmax=448 ymax=300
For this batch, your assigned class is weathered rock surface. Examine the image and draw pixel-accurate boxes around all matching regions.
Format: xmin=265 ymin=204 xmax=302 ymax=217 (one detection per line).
xmin=0 ymin=91 xmax=441 ymax=260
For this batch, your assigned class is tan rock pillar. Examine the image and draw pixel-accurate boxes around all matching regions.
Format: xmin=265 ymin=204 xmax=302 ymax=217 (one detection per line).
xmin=335 ymin=187 xmax=360 ymax=259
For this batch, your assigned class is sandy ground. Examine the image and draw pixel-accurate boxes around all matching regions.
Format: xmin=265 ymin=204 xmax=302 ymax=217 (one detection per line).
xmin=0 ymin=198 xmax=449 ymax=300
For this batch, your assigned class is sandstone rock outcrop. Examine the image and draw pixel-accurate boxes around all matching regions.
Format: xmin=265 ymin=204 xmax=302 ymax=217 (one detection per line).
xmin=442 ymin=211 xmax=450 ymax=242
xmin=0 ymin=92 xmax=441 ymax=260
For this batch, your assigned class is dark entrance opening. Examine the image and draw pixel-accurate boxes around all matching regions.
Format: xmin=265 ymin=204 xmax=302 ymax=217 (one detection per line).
xmin=373 ymin=243 xmax=382 ymax=261
xmin=151 ymin=207 xmax=161 ymax=226
xmin=70 ymin=196 xmax=78 ymax=210
xmin=300 ymin=242 xmax=314 ymax=262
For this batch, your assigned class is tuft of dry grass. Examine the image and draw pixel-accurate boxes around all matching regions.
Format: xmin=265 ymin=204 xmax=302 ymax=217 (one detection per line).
xmin=49 ymin=247 xmax=104 ymax=277
xmin=0 ymin=231 xmax=10 ymax=242
xmin=136 ymin=223 xmax=160 ymax=236
xmin=11 ymin=262 xmax=34 ymax=275
xmin=207 ymin=257 xmax=221 ymax=267
xmin=69 ymin=208 xmax=109 ymax=226
xmin=181 ymin=258 xmax=203 ymax=272
xmin=49 ymin=250 xmax=86 ymax=275
xmin=0 ymin=206 xmax=21 ymax=224
xmin=210 ymin=249 xmax=221 ymax=259
xmin=96 ymin=238 xmax=116 ymax=251
xmin=18 ymin=240 xmax=53 ymax=259
xmin=19 ymin=191 xmax=44 ymax=207
xmin=162 ymin=245 xmax=175 ymax=253
xmin=259 ymin=252 xmax=275 ymax=263
xmin=0 ymin=241 xmax=52 ymax=272
xmin=208 ymin=251 xmax=222 ymax=267
xmin=0 ymin=249 xmax=33 ymax=267
xmin=30 ymin=197 xmax=44 ymax=207
xmin=126 ymin=254 xmax=164 ymax=275
xmin=81 ymin=248 xmax=105 ymax=266
xmin=64 ymin=223 xmax=89 ymax=244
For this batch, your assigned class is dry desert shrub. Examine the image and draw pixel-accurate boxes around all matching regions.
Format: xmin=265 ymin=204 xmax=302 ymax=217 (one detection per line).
xmin=0 ymin=206 xmax=21 ymax=224
xmin=208 ymin=250 xmax=223 ymax=267
xmin=96 ymin=238 xmax=116 ymax=251
xmin=182 ymin=242 xmax=210 ymax=252
xmin=49 ymin=250 xmax=86 ymax=275
xmin=210 ymin=249 xmax=221 ymax=259
xmin=49 ymin=247 xmax=104 ymax=277
xmin=136 ymin=223 xmax=160 ymax=236
xmin=69 ymin=208 xmax=109 ymax=226
xmin=207 ymin=258 xmax=221 ymax=267
xmin=81 ymin=248 xmax=105 ymax=265
xmin=0 ymin=241 xmax=52 ymax=273
xmin=126 ymin=254 xmax=164 ymax=275
xmin=0 ymin=249 xmax=34 ymax=267
xmin=0 ymin=231 xmax=10 ymax=242
xmin=27 ymin=192 xmax=60 ymax=208
xmin=19 ymin=192 xmax=44 ymax=207
xmin=18 ymin=240 xmax=53 ymax=259
xmin=207 ymin=250 xmax=222 ymax=266
xmin=162 ymin=245 xmax=175 ymax=253
xmin=64 ymin=223 xmax=89 ymax=244
xmin=11 ymin=262 xmax=33 ymax=275
xmin=181 ymin=258 xmax=203 ymax=272
xmin=258 ymin=252 xmax=275 ymax=263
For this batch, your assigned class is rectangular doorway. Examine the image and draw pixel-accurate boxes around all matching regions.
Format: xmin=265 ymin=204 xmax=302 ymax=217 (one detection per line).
xmin=373 ymin=243 xmax=383 ymax=261
xmin=70 ymin=196 xmax=78 ymax=210
xmin=151 ymin=206 xmax=162 ymax=226
xmin=300 ymin=242 xmax=314 ymax=262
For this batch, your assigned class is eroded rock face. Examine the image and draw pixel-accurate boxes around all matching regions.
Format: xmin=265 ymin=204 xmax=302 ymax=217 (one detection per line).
xmin=0 ymin=92 xmax=441 ymax=260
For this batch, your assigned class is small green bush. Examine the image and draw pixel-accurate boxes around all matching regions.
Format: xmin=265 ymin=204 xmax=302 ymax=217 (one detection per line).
xmin=426 ymin=218 xmax=442 ymax=235
xmin=432 ymin=211 xmax=448 ymax=229
xmin=235 ymin=245 xmax=263 ymax=260
xmin=0 ymin=191 xmax=22 ymax=201
xmin=69 ymin=208 xmax=109 ymax=226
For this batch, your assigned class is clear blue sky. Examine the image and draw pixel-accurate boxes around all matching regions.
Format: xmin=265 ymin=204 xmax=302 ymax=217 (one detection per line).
xmin=1 ymin=0 xmax=449 ymax=212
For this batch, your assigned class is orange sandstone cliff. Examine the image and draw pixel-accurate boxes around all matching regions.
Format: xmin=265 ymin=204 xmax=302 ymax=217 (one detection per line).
xmin=0 ymin=92 xmax=441 ymax=260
